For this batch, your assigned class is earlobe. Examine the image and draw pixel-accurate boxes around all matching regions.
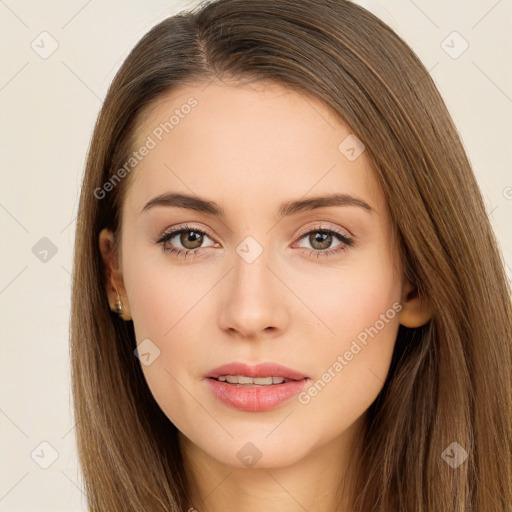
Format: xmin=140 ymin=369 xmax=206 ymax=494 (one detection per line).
xmin=397 ymin=278 xmax=432 ymax=328
xmin=98 ymin=228 xmax=132 ymax=321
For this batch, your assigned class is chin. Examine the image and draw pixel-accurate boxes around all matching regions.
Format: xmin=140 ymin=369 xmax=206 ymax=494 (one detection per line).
xmin=195 ymin=431 xmax=315 ymax=469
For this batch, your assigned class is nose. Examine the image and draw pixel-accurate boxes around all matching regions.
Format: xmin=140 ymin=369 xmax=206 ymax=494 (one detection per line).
xmin=218 ymin=246 xmax=290 ymax=340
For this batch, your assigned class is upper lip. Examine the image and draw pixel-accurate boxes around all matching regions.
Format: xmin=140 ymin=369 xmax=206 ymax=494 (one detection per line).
xmin=205 ymin=362 xmax=309 ymax=381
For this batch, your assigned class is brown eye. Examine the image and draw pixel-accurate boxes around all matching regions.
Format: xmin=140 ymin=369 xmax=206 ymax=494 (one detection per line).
xmin=308 ymin=231 xmax=333 ymax=251
xmin=179 ymin=230 xmax=204 ymax=250
xmin=156 ymin=225 xmax=216 ymax=256
xmin=294 ymin=226 xmax=354 ymax=258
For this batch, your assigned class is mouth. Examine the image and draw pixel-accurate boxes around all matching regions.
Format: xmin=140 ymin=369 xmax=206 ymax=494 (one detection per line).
xmin=205 ymin=361 xmax=309 ymax=381
xmin=212 ymin=375 xmax=293 ymax=385
xmin=204 ymin=362 xmax=310 ymax=412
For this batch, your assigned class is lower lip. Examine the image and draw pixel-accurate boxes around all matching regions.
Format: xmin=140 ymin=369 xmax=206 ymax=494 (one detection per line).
xmin=205 ymin=378 xmax=309 ymax=412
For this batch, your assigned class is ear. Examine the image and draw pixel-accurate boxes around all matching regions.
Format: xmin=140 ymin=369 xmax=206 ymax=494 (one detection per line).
xmin=98 ymin=228 xmax=132 ymax=321
xmin=397 ymin=278 xmax=432 ymax=328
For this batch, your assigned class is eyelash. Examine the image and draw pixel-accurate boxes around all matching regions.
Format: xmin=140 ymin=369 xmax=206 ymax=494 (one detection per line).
xmin=155 ymin=223 xmax=354 ymax=260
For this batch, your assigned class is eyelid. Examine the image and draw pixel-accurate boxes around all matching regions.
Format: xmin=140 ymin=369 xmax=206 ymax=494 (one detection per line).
xmin=156 ymin=223 xmax=351 ymax=244
xmin=295 ymin=223 xmax=353 ymax=240
xmin=155 ymin=222 xmax=354 ymax=258
xmin=155 ymin=223 xmax=217 ymax=244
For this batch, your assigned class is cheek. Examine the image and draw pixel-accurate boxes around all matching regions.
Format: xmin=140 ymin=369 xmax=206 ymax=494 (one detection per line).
xmin=291 ymin=250 xmax=402 ymax=427
xmin=121 ymin=233 xmax=207 ymax=340
xmin=123 ymin=264 xmax=202 ymax=428
xmin=121 ymin=245 xmax=218 ymax=423
xmin=289 ymin=241 xmax=401 ymax=348
xmin=296 ymin=316 xmax=399 ymax=447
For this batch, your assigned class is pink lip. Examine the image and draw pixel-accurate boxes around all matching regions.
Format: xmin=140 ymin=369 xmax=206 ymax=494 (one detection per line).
xmin=205 ymin=362 xmax=309 ymax=381
xmin=204 ymin=362 xmax=310 ymax=412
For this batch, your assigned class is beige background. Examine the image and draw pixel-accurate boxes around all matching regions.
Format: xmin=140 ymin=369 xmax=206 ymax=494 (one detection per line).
xmin=0 ymin=0 xmax=511 ymax=510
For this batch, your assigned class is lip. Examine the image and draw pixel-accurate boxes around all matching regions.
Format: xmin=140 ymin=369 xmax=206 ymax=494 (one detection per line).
xmin=205 ymin=362 xmax=309 ymax=381
xmin=204 ymin=362 xmax=310 ymax=412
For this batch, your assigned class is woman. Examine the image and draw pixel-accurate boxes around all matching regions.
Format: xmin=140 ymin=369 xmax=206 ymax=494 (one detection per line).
xmin=70 ymin=0 xmax=512 ymax=510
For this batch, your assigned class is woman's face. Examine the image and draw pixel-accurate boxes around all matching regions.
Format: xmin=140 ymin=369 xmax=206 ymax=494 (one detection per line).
xmin=114 ymin=80 xmax=408 ymax=468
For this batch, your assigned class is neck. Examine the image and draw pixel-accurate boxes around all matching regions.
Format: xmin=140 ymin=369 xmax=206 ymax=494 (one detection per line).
xmin=179 ymin=415 xmax=365 ymax=512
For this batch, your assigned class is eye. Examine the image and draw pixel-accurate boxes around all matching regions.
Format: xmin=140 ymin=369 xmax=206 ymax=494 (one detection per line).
xmin=156 ymin=223 xmax=354 ymax=260
xmin=156 ymin=224 xmax=217 ymax=259
xmin=293 ymin=224 xmax=354 ymax=258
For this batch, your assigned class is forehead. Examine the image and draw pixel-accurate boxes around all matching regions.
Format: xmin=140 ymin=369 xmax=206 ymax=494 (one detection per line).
xmin=124 ymin=80 xmax=385 ymax=218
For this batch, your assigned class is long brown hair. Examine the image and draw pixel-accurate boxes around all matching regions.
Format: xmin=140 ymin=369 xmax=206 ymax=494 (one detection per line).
xmin=70 ymin=1 xmax=512 ymax=510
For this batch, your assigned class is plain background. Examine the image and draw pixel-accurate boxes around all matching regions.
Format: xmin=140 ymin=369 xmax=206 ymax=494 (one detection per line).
xmin=0 ymin=1 xmax=511 ymax=510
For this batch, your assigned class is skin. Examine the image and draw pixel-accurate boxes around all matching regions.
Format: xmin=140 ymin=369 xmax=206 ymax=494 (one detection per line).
xmin=99 ymin=80 xmax=431 ymax=512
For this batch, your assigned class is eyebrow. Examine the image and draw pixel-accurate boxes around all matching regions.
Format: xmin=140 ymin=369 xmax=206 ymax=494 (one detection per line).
xmin=141 ymin=192 xmax=373 ymax=217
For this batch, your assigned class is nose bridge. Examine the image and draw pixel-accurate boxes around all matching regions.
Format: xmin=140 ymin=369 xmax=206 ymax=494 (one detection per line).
xmin=234 ymin=245 xmax=271 ymax=298
xmin=219 ymin=235 xmax=287 ymax=336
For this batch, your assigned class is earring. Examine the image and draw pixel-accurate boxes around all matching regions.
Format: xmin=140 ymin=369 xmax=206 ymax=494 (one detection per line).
xmin=114 ymin=286 xmax=124 ymax=315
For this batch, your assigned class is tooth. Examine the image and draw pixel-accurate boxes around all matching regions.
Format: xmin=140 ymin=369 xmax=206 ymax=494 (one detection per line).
xmin=254 ymin=377 xmax=273 ymax=385
xmin=218 ymin=375 xmax=288 ymax=385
